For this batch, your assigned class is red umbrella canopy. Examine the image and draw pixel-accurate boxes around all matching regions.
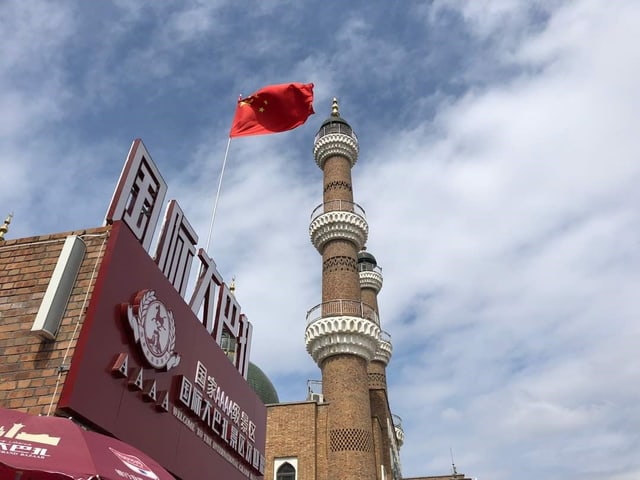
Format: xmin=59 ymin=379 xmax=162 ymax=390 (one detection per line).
xmin=0 ymin=408 xmax=175 ymax=480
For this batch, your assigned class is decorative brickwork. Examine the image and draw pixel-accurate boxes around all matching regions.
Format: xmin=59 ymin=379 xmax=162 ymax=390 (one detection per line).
xmin=321 ymin=241 xmax=361 ymax=302
xmin=324 ymin=180 xmax=352 ymax=194
xmin=368 ymin=372 xmax=386 ymax=389
xmin=323 ymin=255 xmax=357 ymax=273
xmin=329 ymin=428 xmax=373 ymax=452
xmin=321 ymin=156 xmax=355 ymax=206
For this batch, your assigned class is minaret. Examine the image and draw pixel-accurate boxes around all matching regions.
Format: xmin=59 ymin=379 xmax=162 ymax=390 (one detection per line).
xmin=305 ymin=99 xmax=379 ymax=480
xmin=359 ymin=249 xmax=403 ymax=478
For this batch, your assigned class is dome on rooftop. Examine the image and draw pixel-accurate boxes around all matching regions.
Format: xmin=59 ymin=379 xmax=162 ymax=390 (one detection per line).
xmin=247 ymin=362 xmax=279 ymax=405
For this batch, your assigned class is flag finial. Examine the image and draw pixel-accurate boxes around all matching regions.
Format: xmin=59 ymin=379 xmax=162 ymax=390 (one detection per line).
xmin=0 ymin=213 xmax=13 ymax=241
xmin=331 ymin=97 xmax=340 ymax=117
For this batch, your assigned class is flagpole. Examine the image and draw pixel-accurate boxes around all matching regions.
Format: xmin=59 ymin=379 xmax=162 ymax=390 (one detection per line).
xmin=205 ymin=84 xmax=313 ymax=252
xmin=205 ymin=136 xmax=232 ymax=253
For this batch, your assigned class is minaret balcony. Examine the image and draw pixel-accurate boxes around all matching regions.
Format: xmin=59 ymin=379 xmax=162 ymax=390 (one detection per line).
xmin=358 ymin=263 xmax=383 ymax=293
xmin=392 ymin=414 xmax=405 ymax=448
xmin=309 ymin=200 xmax=368 ymax=252
xmin=374 ymin=330 xmax=393 ymax=365
xmin=305 ymin=299 xmax=381 ymax=365
xmin=315 ymin=121 xmax=358 ymax=144
xmin=313 ymin=123 xmax=359 ymax=169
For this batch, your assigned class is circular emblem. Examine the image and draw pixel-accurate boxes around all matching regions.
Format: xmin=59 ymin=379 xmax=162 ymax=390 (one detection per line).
xmin=123 ymin=290 xmax=181 ymax=371
xmin=140 ymin=299 xmax=172 ymax=368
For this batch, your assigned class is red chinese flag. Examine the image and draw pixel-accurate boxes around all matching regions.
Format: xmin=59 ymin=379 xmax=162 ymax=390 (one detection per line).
xmin=229 ymin=83 xmax=314 ymax=138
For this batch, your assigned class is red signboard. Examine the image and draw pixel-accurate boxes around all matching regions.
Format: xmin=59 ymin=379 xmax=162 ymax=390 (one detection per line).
xmin=59 ymin=221 xmax=266 ymax=480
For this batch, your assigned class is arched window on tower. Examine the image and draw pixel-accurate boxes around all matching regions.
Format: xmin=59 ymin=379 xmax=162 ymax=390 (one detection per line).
xmin=276 ymin=462 xmax=296 ymax=480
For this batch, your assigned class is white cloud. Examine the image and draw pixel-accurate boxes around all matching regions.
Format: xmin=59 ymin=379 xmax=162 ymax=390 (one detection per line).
xmin=362 ymin=2 xmax=640 ymax=478
xmin=1 ymin=1 xmax=639 ymax=479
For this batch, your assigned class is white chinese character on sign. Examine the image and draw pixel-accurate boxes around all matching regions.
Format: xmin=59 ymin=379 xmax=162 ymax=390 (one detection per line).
xmin=240 ymin=411 xmax=249 ymax=434
xmin=179 ymin=377 xmax=192 ymax=406
xmin=195 ymin=361 xmax=207 ymax=389
xmin=105 ymin=139 xmax=167 ymax=251
xmin=248 ymin=420 xmax=256 ymax=442
xmin=191 ymin=389 xmax=203 ymax=416
xmin=206 ymin=375 xmax=217 ymax=399
xmin=231 ymin=403 xmax=240 ymax=423
xmin=154 ymin=200 xmax=198 ymax=297
xmin=230 ymin=425 xmax=239 ymax=450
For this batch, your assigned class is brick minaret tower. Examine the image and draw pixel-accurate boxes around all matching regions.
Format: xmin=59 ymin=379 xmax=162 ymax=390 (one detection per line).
xmin=359 ymin=249 xmax=404 ymax=479
xmin=305 ymin=99 xmax=379 ymax=480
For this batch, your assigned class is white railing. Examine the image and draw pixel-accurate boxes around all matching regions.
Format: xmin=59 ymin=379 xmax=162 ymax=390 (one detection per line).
xmin=358 ymin=262 xmax=382 ymax=273
xmin=379 ymin=330 xmax=392 ymax=344
xmin=314 ymin=123 xmax=358 ymax=143
xmin=306 ymin=299 xmax=379 ymax=326
xmin=392 ymin=414 xmax=403 ymax=431
xmin=310 ymin=200 xmax=366 ymax=222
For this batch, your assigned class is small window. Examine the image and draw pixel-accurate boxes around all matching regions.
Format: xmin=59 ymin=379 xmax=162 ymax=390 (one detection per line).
xmin=276 ymin=462 xmax=296 ymax=480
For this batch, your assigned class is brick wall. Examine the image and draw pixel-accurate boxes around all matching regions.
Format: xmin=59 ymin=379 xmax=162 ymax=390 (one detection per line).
xmin=0 ymin=226 xmax=110 ymax=415
xmin=372 ymin=415 xmax=384 ymax=480
xmin=265 ymin=401 xmax=329 ymax=480
xmin=370 ymin=386 xmax=394 ymax=478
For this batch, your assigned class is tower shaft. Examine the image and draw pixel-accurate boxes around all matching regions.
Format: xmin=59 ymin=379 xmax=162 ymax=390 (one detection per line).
xmin=322 ymin=155 xmax=375 ymax=479
xmin=358 ymin=247 xmax=402 ymax=479
xmin=321 ymin=155 xmax=360 ymax=302
xmin=306 ymin=100 xmax=378 ymax=480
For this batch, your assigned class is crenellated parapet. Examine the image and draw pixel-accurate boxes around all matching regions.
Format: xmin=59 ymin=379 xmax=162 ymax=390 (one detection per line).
xmin=305 ymin=316 xmax=380 ymax=365
xmin=305 ymin=300 xmax=381 ymax=365
xmin=359 ymin=268 xmax=383 ymax=293
xmin=313 ymin=131 xmax=359 ymax=169
xmin=309 ymin=200 xmax=368 ymax=253
xmin=374 ymin=330 xmax=393 ymax=365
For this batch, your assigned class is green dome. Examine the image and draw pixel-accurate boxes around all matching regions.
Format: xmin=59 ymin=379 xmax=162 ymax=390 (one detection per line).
xmin=247 ymin=362 xmax=279 ymax=405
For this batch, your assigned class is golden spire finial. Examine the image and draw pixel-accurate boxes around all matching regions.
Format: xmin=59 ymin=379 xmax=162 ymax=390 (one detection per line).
xmin=331 ymin=97 xmax=340 ymax=117
xmin=230 ymin=277 xmax=236 ymax=296
xmin=0 ymin=213 xmax=13 ymax=242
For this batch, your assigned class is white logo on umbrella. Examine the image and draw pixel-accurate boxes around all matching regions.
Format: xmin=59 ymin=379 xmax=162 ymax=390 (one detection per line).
xmin=110 ymin=447 xmax=160 ymax=480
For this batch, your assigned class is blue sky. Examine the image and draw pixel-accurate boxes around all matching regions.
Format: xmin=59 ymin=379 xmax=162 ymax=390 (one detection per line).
xmin=2 ymin=1 xmax=640 ymax=479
